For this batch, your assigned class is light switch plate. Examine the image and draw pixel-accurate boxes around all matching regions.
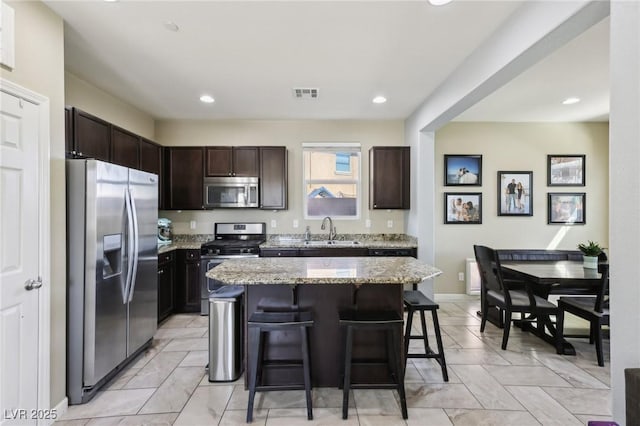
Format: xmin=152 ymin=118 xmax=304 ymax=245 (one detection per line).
xmin=387 ymin=220 xmax=393 ymax=228
xmin=293 ymin=219 xmax=299 ymax=228
xmin=270 ymin=219 xmax=277 ymax=228
xmin=189 ymin=220 xmax=196 ymax=230
xmin=365 ymin=219 xmax=371 ymax=228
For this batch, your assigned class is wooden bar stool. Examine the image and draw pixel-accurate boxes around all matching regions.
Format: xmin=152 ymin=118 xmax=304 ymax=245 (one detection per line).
xmin=403 ymin=290 xmax=448 ymax=382
xmin=246 ymin=310 xmax=314 ymax=423
xmin=338 ymin=309 xmax=408 ymax=420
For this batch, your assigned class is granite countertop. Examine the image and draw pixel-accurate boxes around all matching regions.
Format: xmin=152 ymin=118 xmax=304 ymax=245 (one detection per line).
xmin=260 ymin=233 xmax=418 ymax=249
xmin=206 ymin=256 xmax=441 ymax=285
xmin=159 ymin=233 xmax=418 ymax=254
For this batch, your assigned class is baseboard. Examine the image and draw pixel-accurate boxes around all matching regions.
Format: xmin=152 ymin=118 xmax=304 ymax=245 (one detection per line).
xmin=48 ymin=397 xmax=68 ymax=426
xmin=434 ymin=293 xmax=480 ymax=302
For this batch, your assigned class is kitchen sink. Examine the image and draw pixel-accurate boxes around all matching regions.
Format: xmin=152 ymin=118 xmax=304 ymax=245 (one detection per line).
xmin=304 ymin=240 xmax=360 ymax=246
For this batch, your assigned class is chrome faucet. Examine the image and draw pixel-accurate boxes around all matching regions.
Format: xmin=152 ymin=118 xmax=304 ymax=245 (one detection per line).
xmin=321 ymin=216 xmax=337 ymax=240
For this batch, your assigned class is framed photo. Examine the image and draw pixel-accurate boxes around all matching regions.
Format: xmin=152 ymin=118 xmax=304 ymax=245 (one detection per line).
xmin=444 ymin=155 xmax=482 ymax=186
xmin=444 ymin=192 xmax=482 ymax=224
xmin=547 ymin=155 xmax=585 ymax=186
xmin=548 ymin=193 xmax=586 ymax=225
xmin=498 ymin=171 xmax=533 ymax=216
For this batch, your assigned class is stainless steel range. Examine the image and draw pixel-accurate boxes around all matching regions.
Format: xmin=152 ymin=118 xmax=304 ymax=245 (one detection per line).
xmin=200 ymin=222 xmax=266 ymax=314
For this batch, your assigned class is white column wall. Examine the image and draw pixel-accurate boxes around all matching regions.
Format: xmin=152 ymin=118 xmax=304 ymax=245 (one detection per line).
xmin=609 ymin=1 xmax=640 ymax=422
xmin=404 ymin=1 xmax=609 ymax=299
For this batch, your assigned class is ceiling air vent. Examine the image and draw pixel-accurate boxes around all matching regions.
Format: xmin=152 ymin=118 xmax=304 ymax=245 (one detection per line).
xmin=293 ymin=88 xmax=319 ymax=100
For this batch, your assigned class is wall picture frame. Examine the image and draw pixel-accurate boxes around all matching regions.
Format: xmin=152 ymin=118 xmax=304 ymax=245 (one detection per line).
xmin=444 ymin=192 xmax=482 ymax=224
xmin=547 ymin=155 xmax=585 ymax=186
xmin=498 ymin=171 xmax=533 ymax=216
xmin=548 ymin=192 xmax=586 ymax=225
xmin=444 ymin=155 xmax=482 ymax=186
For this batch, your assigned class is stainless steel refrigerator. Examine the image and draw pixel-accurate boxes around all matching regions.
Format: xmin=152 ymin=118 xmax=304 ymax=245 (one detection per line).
xmin=66 ymin=159 xmax=158 ymax=404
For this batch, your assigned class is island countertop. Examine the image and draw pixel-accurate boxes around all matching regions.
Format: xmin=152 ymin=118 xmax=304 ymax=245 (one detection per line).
xmin=206 ymin=256 xmax=441 ymax=285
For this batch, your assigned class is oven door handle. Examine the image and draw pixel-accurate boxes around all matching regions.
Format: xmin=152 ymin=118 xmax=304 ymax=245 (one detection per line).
xmin=202 ymin=254 xmax=259 ymax=259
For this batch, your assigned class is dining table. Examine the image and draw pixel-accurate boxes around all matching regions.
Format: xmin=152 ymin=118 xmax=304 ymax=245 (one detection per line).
xmin=499 ymin=260 xmax=604 ymax=355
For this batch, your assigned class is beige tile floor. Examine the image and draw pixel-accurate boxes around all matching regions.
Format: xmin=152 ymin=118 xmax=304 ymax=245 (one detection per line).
xmin=55 ymin=296 xmax=612 ymax=426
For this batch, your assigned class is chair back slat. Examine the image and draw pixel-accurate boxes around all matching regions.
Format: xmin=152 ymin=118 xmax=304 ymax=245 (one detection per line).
xmin=474 ymin=245 xmax=509 ymax=303
xmin=594 ymin=264 xmax=609 ymax=313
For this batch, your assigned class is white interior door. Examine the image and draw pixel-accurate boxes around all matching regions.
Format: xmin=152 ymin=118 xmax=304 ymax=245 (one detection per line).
xmin=0 ymin=90 xmax=41 ymax=424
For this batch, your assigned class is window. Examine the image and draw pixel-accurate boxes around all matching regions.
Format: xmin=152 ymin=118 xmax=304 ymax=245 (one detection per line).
xmin=303 ymin=143 xmax=361 ymax=219
xmin=335 ymin=153 xmax=351 ymax=173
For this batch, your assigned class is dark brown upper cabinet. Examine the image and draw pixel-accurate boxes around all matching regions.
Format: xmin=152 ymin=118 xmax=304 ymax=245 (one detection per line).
xmin=140 ymin=138 xmax=163 ymax=208
xmin=65 ymin=106 xmax=73 ymax=156
xmin=72 ymin=108 xmax=111 ymax=162
xmin=111 ymin=126 xmax=140 ymax=169
xmin=206 ymin=146 xmax=259 ymax=177
xmin=166 ymin=147 xmax=204 ymax=210
xmin=139 ymin=138 xmax=162 ymax=175
xmin=259 ymin=146 xmax=288 ymax=210
xmin=369 ymin=146 xmax=410 ymax=210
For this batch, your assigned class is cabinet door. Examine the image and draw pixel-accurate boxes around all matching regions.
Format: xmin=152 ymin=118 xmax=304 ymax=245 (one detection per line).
xmin=232 ymin=147 xmax=259 ymax=176
xmin=111 ymin=126 xmax=140 ymax=169
xmin=65 ymin=106 xmax=73 ymax=156
xmin=167 ymin=147 xmax=204 ymax=209
xmin=205 ymin=147 xmax=233 ymax=176
xmin=141 ymin=139 xmax=163 ymax=208
xmin=174 ymin=250 xmax=201 ymax=313
xmin=73 ymin=108 xmax=111 ymax=161
xmin=260 ymin=147 xmax=288 ymax=210
xmin=369 ymin=147 xmax=410 ymax=209
xmin=140 ymin=138 xmax=161 ymax=175
xmin=157 ymin=260 xmax=174 ymax=323
xmin=183 ymin=261 xmax=201 ymax=311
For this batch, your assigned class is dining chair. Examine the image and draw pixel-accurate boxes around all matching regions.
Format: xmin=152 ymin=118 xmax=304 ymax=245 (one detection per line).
xmin=557 ymin=264 xmax=610 ymax=366
xmin=473 ymin=245 xmax=564 ymax=352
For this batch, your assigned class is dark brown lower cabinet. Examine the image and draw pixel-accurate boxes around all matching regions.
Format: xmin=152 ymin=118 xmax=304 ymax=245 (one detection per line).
xmin=245 ymin=283 xmax=403 ymax=387
xmin=174 ymin=249 xmax=201 ymax=313
xmin=158 ymin=251 xmax=175 ymax=323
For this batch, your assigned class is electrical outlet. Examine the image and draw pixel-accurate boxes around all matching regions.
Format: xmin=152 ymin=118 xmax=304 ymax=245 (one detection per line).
xmin=189 ymin=220 xmax=196 ymax=230
xmin=458 ymin=272 xmax=465 ymax=282
xmin=365 ymin=219 xmax=371 ymax=228
xmin=293 ymin=219 xmax=299 ymax=228
xmin=270 ymin=219 xmax=277 ymax=228
xmin=387 ymin=220 xmax=393 ymax=228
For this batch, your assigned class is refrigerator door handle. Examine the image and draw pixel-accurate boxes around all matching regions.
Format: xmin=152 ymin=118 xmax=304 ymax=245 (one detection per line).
xmin=123 ymin=187 xmax=135 ymax=305
xmin=127 ymin=187 xmax=140 ymax=303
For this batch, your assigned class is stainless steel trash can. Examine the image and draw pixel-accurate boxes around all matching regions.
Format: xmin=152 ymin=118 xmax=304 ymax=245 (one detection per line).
xmin=208 ymin=285 xmax=244 ymax=382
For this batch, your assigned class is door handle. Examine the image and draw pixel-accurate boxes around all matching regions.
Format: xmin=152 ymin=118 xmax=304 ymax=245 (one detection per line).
xmin=25 ymin=277 xmax=43 ymax=290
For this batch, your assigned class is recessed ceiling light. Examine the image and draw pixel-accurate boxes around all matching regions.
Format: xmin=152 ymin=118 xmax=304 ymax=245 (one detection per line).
xmin=103 ymin=0 xmax=119 ymax=3
xmin=200 ymin=95 xmax=215 ymax=104
xmin=429 ymin=0 xmax=453 ymax=6
xmin=372 ymin=96 xmax=387 ymax=104
xmin=562 ymin=97 xmax=581 ymax=105
xmin=163 ymin=21 xmax=179 ymax=32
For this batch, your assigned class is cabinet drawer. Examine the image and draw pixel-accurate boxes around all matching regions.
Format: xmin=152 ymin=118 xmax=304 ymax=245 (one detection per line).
xmin=368 ymin=248 xmax=416 ymax=257
xmin=158 ymin=251 xmax=174 ymax=265
xmin=184 ymin=249 xmax=201 ymax=261
xmin=260 ymin=248 xmax=299 ymax=257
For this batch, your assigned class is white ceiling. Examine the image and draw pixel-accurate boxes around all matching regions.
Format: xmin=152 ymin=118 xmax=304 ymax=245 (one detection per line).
xmin=45 ymin=1 xmax=609 ymax=122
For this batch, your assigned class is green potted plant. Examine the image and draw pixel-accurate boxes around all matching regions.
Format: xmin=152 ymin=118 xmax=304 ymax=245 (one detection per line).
xmin=577 ymin=241 xmax=603 ymax=269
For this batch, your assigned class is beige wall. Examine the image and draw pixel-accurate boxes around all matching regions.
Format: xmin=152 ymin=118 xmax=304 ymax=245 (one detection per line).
xmin=0 ymin=0 xmax=66 ymax=407
xmin=434 ymin=122 xmax=609 ymax=293
xmin=156 ymin=119 xmax=407 ymax=235
xmin=65 ymin=71 xmax=155 ymax=139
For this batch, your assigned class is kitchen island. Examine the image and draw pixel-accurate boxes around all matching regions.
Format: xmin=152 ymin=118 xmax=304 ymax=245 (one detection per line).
xmin=207 ymin=256 xmax=441 ymax=387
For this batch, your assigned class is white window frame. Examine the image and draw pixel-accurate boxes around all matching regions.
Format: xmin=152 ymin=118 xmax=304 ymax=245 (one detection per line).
xmin=302 ymin=142 xmax=361 ymax=220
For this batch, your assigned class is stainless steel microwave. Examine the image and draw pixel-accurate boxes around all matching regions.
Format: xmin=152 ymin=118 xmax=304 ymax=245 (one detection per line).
xmin=203 ymin=176 xmax=259 ymax=208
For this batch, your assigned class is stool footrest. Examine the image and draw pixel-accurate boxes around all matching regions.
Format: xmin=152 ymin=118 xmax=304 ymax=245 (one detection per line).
xmin=255 ymin=384 xmax=308 ymax=392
